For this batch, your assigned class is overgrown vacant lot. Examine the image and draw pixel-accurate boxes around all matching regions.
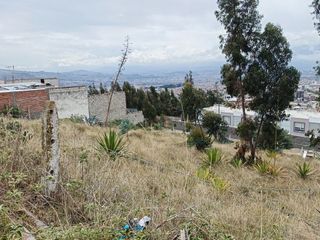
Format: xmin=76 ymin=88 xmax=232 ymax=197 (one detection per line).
xmin=0 ymin=117 xmax=320 ymax=239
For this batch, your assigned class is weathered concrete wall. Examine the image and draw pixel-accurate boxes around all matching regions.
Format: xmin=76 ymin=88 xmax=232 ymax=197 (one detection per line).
xmin=49 ymin=86 xmax=89 ymax=119
xmin=0 ymin=89 xmax=49 ymax=118
xmin=88 ymin=92 xmax=127 ymax=122
xmin=125 ymin=111 xmax=144 ymax=124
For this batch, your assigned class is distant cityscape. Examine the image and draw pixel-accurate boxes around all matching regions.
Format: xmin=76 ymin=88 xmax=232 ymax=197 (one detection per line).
xmin=0 ymin=68 xmax=318 ymax=90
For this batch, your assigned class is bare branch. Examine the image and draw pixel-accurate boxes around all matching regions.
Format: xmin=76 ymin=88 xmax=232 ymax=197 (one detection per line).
xmin=105 ymin=36 xmax=131 ymax=126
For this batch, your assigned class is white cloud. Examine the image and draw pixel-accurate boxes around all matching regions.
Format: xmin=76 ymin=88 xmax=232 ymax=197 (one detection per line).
xmin=0 ymin=0 xmax=318 ymax=72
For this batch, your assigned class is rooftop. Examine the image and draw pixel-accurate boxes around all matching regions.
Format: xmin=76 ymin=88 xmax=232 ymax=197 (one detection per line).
xmin=0 ymin=82 xmax=47 ymax=93
xmin=204 ymin=105 xmax=320 ymax=123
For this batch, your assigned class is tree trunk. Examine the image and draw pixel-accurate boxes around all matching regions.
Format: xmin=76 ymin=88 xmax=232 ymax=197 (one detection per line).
xmin=250 ymin=115 xmax=265 ymax=163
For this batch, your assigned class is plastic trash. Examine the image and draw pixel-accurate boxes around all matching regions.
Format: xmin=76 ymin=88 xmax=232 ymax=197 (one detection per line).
xmin=118 ymin=216 xmax=151 ymax=239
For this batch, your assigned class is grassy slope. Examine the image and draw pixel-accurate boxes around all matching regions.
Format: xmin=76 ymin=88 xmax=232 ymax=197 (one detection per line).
xmin=0 ymin=118 xmax=319 ymax=239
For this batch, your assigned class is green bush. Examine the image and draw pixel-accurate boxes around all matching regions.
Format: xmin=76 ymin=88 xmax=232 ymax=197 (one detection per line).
xmin=153 ymin=122 xmax=163 ymax=130
xmin=187 ymin=126 xmax=212 ymax=151
xmin=185 ymin=121 xmax=193 ymax=132
xmin=202 ymin=112 xmax=228 ymax=143
xmin=236 ymin=118 xmax=256 ymax=142
xmin=97 ymin=130 xmax=125 ymax=159
xmin=0 ymin=106 xmax=24 ymax=118
xmin=258 ymin=123 xmax=293 ymax=150
xmin=119 ymin=119 xmax=135 ymax=135
xmin=70 ymin=114 xmax=85 ymax=123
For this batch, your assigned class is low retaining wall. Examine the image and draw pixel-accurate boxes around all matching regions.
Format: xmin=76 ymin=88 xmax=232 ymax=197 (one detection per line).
xmin=125 ymin=111 xmax=144 ymax=125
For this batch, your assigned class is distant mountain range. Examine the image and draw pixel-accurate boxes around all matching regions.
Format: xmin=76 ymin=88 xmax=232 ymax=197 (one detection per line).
xmin=0 ymin=68 xmax=317 ymax=88
xmin=0 ymin=68 xmax=221 ymax=88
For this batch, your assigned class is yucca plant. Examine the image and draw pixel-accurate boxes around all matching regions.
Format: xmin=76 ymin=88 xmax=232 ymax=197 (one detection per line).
xmin=296 ymin=162 xmax=314 ymax=180
xmin=97 ymin=130 xmax=125 ymax=159
xmin=231 ymin=158 xmax=244 ymax=168
xmin=268 ymin=165 xmax=284 ymax=177
xmin=211 ymin=176 xmax=229 ymax=192
xmin=254 ymin=161 xmax=271 ymax=175
xmin=203 ymin=148 xmax=222 ymax=169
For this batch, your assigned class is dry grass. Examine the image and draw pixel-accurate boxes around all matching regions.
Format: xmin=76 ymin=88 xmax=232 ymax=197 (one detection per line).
xmin=1 ymin=117 xmax=320 ymax=239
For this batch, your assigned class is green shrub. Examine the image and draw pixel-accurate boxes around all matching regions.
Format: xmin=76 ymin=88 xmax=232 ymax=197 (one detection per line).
xmin=202 ymin=112 xmax=228 ymax=143
xmin=187 ymin=126 xmax=212 ymax=151
xmin=236 ymin=118 xmax=257 ymax=142
xmin=0 ymin=106 xmax=24 ymax=118
xmin=85 ymin=116 xmax=98 ymax=126
xmin=153 ymin=122 xmax=163 ymax=130
xmin=203 ymin=148 xmax=223 ymax=169
xmin=185 ymin=121 xmax=193 ymax=132
xmin=119 ymin=119 xmax=135 ymax=135
xmin=296 ymin=162 xmax=314 ymax=179
xmin=70 ymin=114 xmax=85 ymax=123
xmin=97 ymin=130 xmax=125 ymax=159
xmin=258 ymin=123 xmax=293 ymax=150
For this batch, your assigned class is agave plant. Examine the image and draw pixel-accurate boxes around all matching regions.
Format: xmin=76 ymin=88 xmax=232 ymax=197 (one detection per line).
xmin=202 ymin=148 xmax=223 ymax=169
xmin=97 ymin=130 xmax=125 ymax=159
xmin=254 ymin=161 xmax=270 ymax=175
xmin=231 ymin=158 xmax=244 ymax=168
xmin=296 ymin=162 xmax=314 ymax=180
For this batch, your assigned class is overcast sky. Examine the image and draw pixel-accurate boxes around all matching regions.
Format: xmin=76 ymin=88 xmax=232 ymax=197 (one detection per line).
xmin=0 ymin=0 xmax=319 ymax=73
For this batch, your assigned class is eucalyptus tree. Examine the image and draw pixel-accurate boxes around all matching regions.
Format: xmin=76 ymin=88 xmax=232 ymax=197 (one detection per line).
xmin=244 ymin=23 xmax=300 ymax=161
xmin=312 ymin=0 xmax=320 ymax=75
xmin=215 ymin=0 xmax=262 ymax=120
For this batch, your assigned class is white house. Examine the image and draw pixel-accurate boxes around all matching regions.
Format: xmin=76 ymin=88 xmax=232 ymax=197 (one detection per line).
xmin=203 ymin=105 xmax=320 ymax=137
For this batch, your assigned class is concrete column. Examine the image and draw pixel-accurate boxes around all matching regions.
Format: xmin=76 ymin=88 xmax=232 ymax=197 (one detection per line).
xmin=42 ymin=101 xmax=60 ymax=196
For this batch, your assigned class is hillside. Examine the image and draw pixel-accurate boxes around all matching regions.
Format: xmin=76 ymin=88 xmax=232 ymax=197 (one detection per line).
xmin=0 ymin=117 xmax=319 ymax=239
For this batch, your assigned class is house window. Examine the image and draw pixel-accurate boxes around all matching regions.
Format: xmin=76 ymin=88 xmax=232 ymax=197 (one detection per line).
xmin=223 ymin=116 xmax=231 ymax=126
xmin=294 ymin=122 xmax=305 ymax=133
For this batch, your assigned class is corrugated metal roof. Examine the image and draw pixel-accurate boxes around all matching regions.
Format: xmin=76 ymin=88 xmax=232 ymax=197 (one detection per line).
xmin=0 ymin=82 xmax=46 ymax=92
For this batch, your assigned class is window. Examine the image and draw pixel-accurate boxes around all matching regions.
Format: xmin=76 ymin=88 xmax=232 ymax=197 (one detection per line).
xmin=294 ymin=122 xmax=305 ymax=133
xmin=223 ymin=116 xmax=231 ymax=126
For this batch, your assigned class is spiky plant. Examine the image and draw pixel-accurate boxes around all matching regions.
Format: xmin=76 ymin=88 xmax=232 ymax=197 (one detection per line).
xmin=231 ymin=158 xmax=244 ymax=168
xmin=202 ymin=148 xmax=223 ymax=169
xmin=97 ymin=130 xmax=125 ymax=159
xmin=254 ymin=161 xmax=270 ymax=175
xmin=296 ymin=162 xmax=314 ymax=180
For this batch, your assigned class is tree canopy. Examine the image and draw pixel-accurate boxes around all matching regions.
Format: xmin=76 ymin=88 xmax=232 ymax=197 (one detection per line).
xmin=216 ymin=0 xmax=262 ymax=119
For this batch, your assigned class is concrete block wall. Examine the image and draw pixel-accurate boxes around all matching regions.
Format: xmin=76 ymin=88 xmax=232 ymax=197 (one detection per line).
xmin=125 ymin=111 xmax=144 ymax=124
xmin=0 ymin=89 xmax=49 ymax=118
xmin=88 ymin=92 xmax=127 ymax=123
xmin=49 ymin=86 xmax=89 ymax=119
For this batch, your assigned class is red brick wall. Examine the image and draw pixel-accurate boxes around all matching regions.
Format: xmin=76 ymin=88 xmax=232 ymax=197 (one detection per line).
xmin=0 ymin=89 xmax=49 ymax=117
